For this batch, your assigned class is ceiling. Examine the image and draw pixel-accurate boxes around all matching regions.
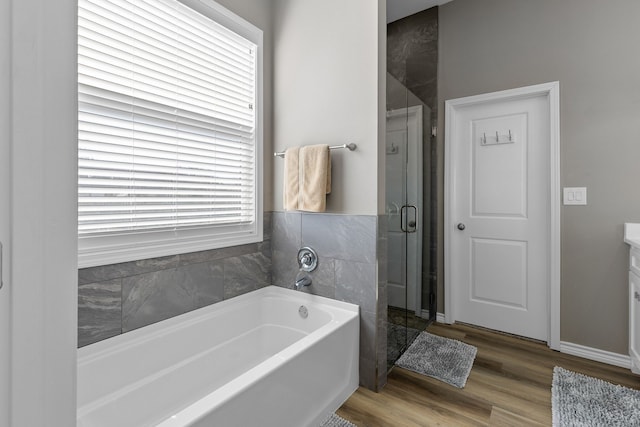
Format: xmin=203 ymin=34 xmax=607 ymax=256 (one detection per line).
xmin=386 ymin=0 xmax=453 ymax=23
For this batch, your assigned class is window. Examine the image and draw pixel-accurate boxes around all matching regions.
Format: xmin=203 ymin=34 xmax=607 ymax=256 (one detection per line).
xmin=78 ymin=0 xmax=263 ymax=268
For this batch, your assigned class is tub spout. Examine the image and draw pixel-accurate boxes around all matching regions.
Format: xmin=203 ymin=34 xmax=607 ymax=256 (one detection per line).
xmin=294 ymin=271 xmax=312 ymax=290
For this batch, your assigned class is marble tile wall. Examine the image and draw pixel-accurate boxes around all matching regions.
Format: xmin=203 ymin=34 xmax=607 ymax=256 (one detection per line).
xmin=271 ymin=212 xmax=386 ymax=390
xmin=78 ymin=213 xmax=272 ymax=347
xmin=377 ymin=215 xmax=388 ymax=388
xmin=78 ymin=211 xmax=386 ymax=392
xmin=387 ymin=7 xmax=438 ymax=120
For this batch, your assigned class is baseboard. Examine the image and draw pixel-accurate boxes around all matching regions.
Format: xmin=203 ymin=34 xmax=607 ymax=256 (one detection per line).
xmin=413 ymin=315 xmax=630 ymax=370
xmin=421 ymin=310 xmax=446 ymax=324
xmin=560 ymin=341 xmax=631 ymax=369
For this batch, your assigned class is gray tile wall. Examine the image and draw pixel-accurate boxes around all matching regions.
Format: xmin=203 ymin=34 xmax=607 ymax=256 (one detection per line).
xmin=377 ymin=215 xmax=388 ymax=388
xmin=387 ymin=7 xmax=438 ymax=121
xmin=271 ymin=211 xmax=387 ymax=390
xmin=78 ymin=211 xmax=387 ymax=392
xmin=78 ymin=213 xmax=272 ymax=347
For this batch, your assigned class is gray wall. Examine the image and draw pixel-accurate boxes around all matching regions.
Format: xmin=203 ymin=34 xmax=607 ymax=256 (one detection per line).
xmin=271 ymin=212 xmax=385 ymax=389
xmin=0 ymin=0 xmax=9 ymax=423
xmin=78 ymin=215 xmax=272 ymax=347
xmin=439 ymin=0 xmax=640 ymax=354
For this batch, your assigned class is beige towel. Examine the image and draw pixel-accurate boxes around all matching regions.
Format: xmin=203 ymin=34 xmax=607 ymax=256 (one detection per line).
xmin=299 ymin=144 xmax=331 ymax=212
xmin=283 ymin=146 xmax=300 ymax=211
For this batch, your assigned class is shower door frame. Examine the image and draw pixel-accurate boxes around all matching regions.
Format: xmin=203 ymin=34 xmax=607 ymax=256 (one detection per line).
xmin=386 ymin=105 xmax=424 ymax=317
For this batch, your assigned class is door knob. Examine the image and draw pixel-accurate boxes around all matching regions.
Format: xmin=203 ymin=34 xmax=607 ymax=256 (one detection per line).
xmin=457 ymin=223 xmax=466 ymax=231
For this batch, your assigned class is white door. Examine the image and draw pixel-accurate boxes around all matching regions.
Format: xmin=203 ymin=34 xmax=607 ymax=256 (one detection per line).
xmin=446 ymin=85 xmax=557 ymax=342
xmin=386 ymin=106 xmax=423 ymax=314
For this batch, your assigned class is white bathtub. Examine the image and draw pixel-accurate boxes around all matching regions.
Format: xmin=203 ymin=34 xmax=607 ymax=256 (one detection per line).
xmin=77 ymin=286 xmax=359 ymax=427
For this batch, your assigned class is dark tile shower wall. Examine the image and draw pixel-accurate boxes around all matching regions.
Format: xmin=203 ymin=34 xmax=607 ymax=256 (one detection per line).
xmin=387 ymin=7 xmax=439 ymax=313
xmin=78 ymin=213 xmax=272 ymax=347
xmin=271 ymin=212 xmax=387 ymax=391
xmin=387 ymin=7 xmax=438 ymax=118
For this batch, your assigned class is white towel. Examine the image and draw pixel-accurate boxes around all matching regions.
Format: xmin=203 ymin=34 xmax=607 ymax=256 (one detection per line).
xmin=298 ymin=144 xmax=331 ymax=212
xmin=283 ymin=146 xmax=300 ymax=211
xmin=282 ymin=144 xmax=331 ymax=212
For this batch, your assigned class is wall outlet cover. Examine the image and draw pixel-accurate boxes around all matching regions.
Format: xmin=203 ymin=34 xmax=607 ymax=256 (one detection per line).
xmin=563 ymin=187 xmax=587 ymax=205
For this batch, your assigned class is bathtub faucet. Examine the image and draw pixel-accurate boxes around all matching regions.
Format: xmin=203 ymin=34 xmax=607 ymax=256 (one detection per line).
xmin=294 ymin=247 xmax=317 ymax=291
xmin=294 ymin=270 xmax=312 ymax=291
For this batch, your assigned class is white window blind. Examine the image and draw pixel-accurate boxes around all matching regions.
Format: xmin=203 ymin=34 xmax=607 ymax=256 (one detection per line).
xmin=78 ymin=0 xmax=263 ymax=268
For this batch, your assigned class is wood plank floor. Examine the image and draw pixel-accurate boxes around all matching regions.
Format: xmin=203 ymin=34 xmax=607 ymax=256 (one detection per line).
xmin=337 ymin=322 xmax=640 ymax=426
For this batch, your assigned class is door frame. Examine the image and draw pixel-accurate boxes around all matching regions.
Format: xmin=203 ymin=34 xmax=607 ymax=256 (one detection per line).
xmin=444 ymin=82 xmax=560 ymax=350
xmin=386 ymin=105 xmax=423 ymax=316
xmin=0 ymin=0 xmax=9 ymax=422
xmin=10 ymin=0 xmax=78 ymax=425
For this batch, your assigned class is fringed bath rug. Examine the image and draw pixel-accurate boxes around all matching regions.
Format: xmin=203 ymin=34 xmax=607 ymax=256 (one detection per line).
xmin=395 ymin=331 xmax=477 ymax=388
xmin=320 ymin=413 xmax=356 ymax=427
xmin=552 ymin=366 xmax=640 ymax=426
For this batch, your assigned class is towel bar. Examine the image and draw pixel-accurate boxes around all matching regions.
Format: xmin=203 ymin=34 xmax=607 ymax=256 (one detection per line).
xmin=274 ymin=143 xmax=357 ymax=158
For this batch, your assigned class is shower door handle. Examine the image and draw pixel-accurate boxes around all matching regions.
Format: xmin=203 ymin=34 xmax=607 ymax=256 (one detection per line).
xmin=400 ymin=205 xmax=418 ymax=233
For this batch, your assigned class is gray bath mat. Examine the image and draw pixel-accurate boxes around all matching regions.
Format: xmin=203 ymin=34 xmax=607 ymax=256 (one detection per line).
xmin=552 ymin=366 xmax=640 ymax=426
xmin=320 ymin=413 xmax=356 ymax=427
xmin=395 ymin=331 xmax=477 ymax=388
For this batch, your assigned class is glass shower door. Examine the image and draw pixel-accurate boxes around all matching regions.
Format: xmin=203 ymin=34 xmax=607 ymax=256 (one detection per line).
xmin=386 ymin=70 xmax=432 ymax=370
xmin=386 ymin=5 xmax=439 ymax=371
xmin=385 ymin=106 xmax=410 ymax=369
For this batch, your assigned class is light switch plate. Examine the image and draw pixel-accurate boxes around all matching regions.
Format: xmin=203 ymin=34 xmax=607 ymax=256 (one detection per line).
xmin=563 ymin=187 xmax=587 ymax=205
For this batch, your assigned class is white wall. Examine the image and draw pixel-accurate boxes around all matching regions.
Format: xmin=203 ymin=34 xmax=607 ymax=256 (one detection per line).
xmin=273 ymin=0 xmax=385 ymax=215
xmin=10 ymin=0 xmax=78 ymax=425
xmin=217 ymin=0 xmax=386 ymax=215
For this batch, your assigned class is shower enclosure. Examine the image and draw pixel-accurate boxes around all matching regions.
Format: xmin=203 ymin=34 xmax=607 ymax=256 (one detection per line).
xmin=386 ymin=6 xmax=439 ymax=369
xmin=385 ymin=73 xmax=435 ymax=368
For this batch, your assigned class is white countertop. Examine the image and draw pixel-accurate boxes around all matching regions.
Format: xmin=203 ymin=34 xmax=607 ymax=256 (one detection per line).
xmin=624 ymin=223 xmax=640 ymax=248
